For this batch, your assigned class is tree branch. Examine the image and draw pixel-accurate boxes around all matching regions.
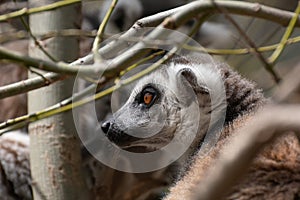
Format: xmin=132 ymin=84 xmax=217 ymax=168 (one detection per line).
xmin=211 ymin=0 xmax=281 ymax=83
xmin=0 ymin=73 xmax=62 ymax=99
xmin=268 ymin=1 xmax=300 ymax=64
xmin=183 ymin=34 xmax=300 ymax=55
xmin=0 ymin=47 xmax=103 ymax=76
xmin=92 ymin=0 xmax=118 ymax=62
xmin=0 ymin=0 xmax=81 ymax=22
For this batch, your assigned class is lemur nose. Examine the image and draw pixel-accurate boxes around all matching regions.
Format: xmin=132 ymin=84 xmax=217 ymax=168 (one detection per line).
xmin=101 ymin=121 xmax=111 ymax=134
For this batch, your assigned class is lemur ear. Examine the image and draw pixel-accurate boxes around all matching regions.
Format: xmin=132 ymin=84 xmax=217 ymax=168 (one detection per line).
xmin=177 ymin=68 xmax=209 ymax=95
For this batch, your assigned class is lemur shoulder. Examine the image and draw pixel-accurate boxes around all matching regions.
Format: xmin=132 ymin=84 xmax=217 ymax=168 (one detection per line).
xmin=164 ymin=114 xmax=300 ymax=200
xmin=161 ymin=57 xmax=300 ymax=200
xmin=101 ymin=55 xmax=300 ymax=200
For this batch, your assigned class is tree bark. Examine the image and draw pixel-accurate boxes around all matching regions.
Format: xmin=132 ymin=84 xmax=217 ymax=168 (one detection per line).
xmin=28 ymin=1 xmax=88 ymax=199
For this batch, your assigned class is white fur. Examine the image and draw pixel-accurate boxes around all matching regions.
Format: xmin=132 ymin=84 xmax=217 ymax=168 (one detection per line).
xmin=1 ymin=130 xmax=29 ymax=146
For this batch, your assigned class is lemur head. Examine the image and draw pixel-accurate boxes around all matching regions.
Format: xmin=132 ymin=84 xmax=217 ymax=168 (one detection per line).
xmin=101 ymin=56 xmax=228 ymax=153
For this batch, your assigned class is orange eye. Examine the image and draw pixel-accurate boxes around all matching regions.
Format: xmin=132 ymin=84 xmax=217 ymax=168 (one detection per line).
xmin=143 ymin=93 xmax=153 ymax=105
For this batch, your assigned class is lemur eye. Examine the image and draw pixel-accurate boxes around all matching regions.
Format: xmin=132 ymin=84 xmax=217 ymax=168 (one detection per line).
xmin=138 ymin=86 xmax=158 ymax=107
xmin=143 ymin=92 xmax=153 ymax=105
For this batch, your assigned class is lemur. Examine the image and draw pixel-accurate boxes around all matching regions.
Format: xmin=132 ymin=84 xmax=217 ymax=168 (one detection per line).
xmin=100 ymin=55 xmax=300 ymax=200
xmin=1 ymin=55 xmax=300 ymax=199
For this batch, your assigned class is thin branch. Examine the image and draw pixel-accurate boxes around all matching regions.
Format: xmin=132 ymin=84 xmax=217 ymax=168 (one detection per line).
xmin=0 ymin=46 xmax=97 ymax=99
xmin=92 ymin=0 xmax=118 ymax=62
xmin=0 ymin=0 xmax=81 ymax=22
xmin=0 ymin=48 xmax=96 ymax=100
xmin=0 ymin=29 xmax=101 ymax=44
xmin=268 ymin=1 xmax=300 ymax=64
xmin=119 ymin=50 xmax=165 ymax=76
xmin=169 ymin=0 xmax=300 ymax=27
xmin=183 ymin=34 xmax=300 ymax=55
xmin=39 ymin=29 xmax=99 ymax=40
xmin=224 ymin=26 xmax=282 ymax=70
xmin=224 ymin=17 xmax=255 ymax=61
xmin=0 ymin=31 xmax=28 ymax=43
xmin=192 ymin=105 xmax=300 ymax=200
xmin=19 ymin=15 xmax=57 ymax=62
xmin=0 ymin=73 xmax=62 ymax=99
xmin=0 ymin=1 xmax=28 ymax=14
xmin=0 ymin=46 xmax=105 ymax=76
xmin=3 ymin=28 xmax=300 ymax=56
xmin=26 ymin=68 xmax=52 ymax=83
xmin=211 ymin=0 xmax=281 ymax=83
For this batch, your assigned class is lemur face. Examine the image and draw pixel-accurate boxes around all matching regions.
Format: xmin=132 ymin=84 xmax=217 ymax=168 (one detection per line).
xmin=101 ymin=72 xmax=184 ymax=152
xmin=100 ymin=58 xmax=226 ymax=153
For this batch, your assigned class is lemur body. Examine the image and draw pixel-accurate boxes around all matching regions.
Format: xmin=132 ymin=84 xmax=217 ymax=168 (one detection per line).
xmin=163 ymin=115 xmax=300 ymax=200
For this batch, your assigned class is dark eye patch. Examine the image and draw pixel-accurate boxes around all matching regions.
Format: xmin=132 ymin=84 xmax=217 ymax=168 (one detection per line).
xmin=136 ymin=85 xmax=159 ymax=108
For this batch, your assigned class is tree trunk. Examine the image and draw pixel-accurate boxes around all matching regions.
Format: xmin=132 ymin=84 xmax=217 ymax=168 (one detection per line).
xmin=28 ymin=1 xmax=88 ymax=199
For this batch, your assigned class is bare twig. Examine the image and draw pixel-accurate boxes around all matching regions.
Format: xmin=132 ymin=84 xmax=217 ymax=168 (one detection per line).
xmin=19 ymin=15 xmax=57 ymax=62
xmin=268 ymin=1 xmax=300 ymax=64
xmin=40 ymin=29 xmax=99 ymax=40
xmin=224 ymin=17 xmax=255 ymax=61
xmin=168 ymin=0 xmax=300 ymax=27
xmin=0 ymin=31 xmax=28 ymax=43
xmin=3 ymin=28 xmax=300 ymax=55
xmin=92 ymin=0 xmax=118 ymax=62
xmin=0 ymin=0 xmax=81 ymax=22
xmin=0 ymin=73 xmax=62 ymax=99
xmin=183 ymin=34 xmax=300 ymax=55
xmin=211 ymin=0 xmax=281 ymax=83
xmin=0 ymin=46 xmax=97 ymax=76
xmin=0 ymin=29 xmax=101 ymax=44
xmin=0 ymin=1 xmax=28 ymax=14
xmin=233 ymin=26 xmax=282 ymax=69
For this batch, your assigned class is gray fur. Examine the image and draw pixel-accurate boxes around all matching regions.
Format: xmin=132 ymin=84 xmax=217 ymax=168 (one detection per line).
xmin=0 ymin=131 xmax=32 ymax=200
